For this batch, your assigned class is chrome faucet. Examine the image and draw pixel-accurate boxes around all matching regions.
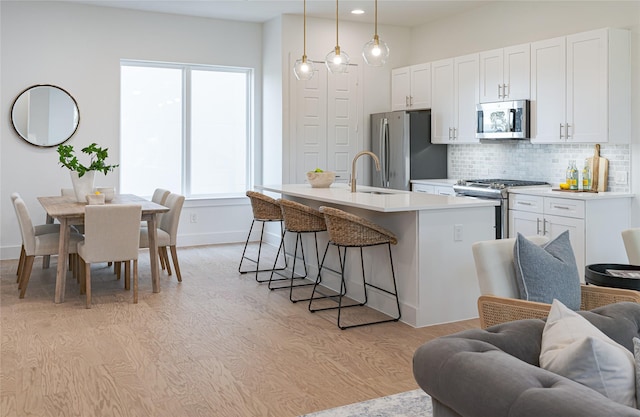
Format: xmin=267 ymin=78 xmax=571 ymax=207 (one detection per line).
xmin=350 ymin=151 xmax=381 ymax=192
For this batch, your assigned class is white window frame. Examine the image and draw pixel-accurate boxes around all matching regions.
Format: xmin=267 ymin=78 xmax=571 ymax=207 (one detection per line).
xmin=120 ymin=59 xmax=254 ymax=199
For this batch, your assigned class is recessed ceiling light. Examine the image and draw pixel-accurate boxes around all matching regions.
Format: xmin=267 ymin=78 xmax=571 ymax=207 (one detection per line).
xmin=351 ymin=9 xmax=365 ymax=15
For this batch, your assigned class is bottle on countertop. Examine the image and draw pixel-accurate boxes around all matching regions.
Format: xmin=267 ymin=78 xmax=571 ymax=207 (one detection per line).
xmin=582 ymin=159 xmax=591 ymax=191
xmin=566 ymin=160 xmax=578 ymax=190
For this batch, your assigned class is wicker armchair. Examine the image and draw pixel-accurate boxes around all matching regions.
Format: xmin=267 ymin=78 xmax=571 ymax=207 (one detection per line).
xmin=473 ymin=236 xmax=640 ymax=328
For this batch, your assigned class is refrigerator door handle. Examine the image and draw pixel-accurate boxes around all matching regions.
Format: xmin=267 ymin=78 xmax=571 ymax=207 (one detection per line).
xmin=383 ymin=118 xmax=390 ymax=187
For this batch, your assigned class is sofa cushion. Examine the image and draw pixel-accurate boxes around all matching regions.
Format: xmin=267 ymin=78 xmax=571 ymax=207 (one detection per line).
xmin=513 ymin=231 xmax=581 ymax=310
xmin=540 ymin=299 xmax=636 ymax=408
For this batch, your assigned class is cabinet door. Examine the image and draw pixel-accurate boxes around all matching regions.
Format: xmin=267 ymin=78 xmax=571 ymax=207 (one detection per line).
xmin=504 ymin=43 xmax=530 ymax=100
xmin=410 ymin=63 xmax=431 ymax=109
xmin=509 ymin=209 xmax=541 ymax=238
xmin=530 ymin=36 xmax=566 ymax=143
xmin=412 ymin=183 xmax=435 ymax=193
xmin=431 ymin=59 xmax=455 ymax=144
xmin=434 ymin=185 xmax=455 ymax=196
xmin=543 ymin=214 xmax=585 ymax=280
xmin=479 ymin=48 xmax=503 ymax=103
xmin=454 ymin=53 xmax=480 ymax=143
xmin=566 ymin=29 xmax=607 ymax=143
xmin=391 ymin=67 xmax=410 ymax=111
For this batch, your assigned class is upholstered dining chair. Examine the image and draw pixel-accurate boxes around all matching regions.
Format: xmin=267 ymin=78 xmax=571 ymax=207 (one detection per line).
xmin=139 ymin=192 xmax=185 ymax=282
xmin=78 ymin=204 xmax=142 ymax=308
xmin=12 ymin=194 xmax=84 ymax=298
xmin=472 ymin=236 xmax=640 ymax=328
xmin=622 ymin=228 xmax=640 ymax=265
xmin=11 ymin=193 xmax=61 ymax=280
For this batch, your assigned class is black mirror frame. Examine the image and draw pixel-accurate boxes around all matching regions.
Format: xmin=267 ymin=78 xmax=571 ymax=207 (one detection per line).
xmin=10 ymin=84 xmax=80 ymax=148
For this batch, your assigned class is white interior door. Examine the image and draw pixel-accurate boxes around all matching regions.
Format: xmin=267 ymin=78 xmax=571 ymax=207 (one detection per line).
xmin=293 ymin=64 xmax=360 ymax=185
xmin=294 ymin=65 xmax=328 ymax=184
xmin=327 ymin=69 xmax=359 ymax=184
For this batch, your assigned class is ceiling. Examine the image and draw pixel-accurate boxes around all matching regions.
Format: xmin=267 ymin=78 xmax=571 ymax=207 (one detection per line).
xmin=64 ymin=0 xmax=493 ymax=27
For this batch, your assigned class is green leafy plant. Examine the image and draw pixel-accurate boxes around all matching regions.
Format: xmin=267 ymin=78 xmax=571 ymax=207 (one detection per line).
xmin=57 ymin=143 xmax=119 ymax=177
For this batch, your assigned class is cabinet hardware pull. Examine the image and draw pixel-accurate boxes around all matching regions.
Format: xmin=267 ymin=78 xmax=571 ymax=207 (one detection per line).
xmin=553 ymin=205 xmax=571 ymax=210
xmin=498 ymin=84 xmax=502 ymax=98
xmin=543 ymin=219 xmax=548 ymax=235
xmin=536 ymin=218 xmax=541 ymax=234
xmin=504 ymin=83 xmax=509 ymax=98
xmin=453 ymin=127 xmax=457 ymax=140
xmin=448 ymin=127 xmax=452 ymax=140
xmin=410 ymin=96 xmax=413 ymax=106
xmin=559 ymin=124 xmax=564 ymax=139
xmin=405 ymin=96 xmax=409 ymax=107
xmin=518 ymin=201 xmax=533 ymax=206
xmin=565 ymin=124 xmax=571 ymax=139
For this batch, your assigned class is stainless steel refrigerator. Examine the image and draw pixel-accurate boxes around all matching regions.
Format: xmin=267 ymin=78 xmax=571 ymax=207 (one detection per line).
xmin=370 ymin=110 xmax=447 ymax=190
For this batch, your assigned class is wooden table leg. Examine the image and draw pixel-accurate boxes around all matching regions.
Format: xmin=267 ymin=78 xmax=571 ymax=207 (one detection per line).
xmin=54 ymin=218 xmax=71 ymax=303
xmin=43 ymin=214 xmax=54 ymax=269
xmin=147 ymin=215 xmax=160 ymax=293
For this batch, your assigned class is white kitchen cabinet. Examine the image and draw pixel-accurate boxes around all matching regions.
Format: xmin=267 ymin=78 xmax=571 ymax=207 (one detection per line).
xmin=479 ymin=43 xmax=530 ymax=103
xmin=530 ymin=28 xmax=630 ymax=144
xmin=509 ymin=192 xmax=631 ymax=281
xmin=412 ymin=183 xmax=455 ymax=196
xmin=391 ymin=63 xmax=431 ymax=111
xmin=431 ymin=54 xmax=479 ymax=144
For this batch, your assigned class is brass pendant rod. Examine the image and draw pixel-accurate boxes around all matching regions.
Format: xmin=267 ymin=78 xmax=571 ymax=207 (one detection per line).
xmin=303 ymin=0 xmax=307 ymax=58
xmin=335 ymin=0 xmax=339 ymax=48
xmin=374 ymin=0 xmax=378 ymax=37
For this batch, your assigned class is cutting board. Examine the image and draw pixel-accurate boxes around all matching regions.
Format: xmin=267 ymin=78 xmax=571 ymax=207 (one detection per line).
xmin=587 ymin=144 xmax=608 ymax=192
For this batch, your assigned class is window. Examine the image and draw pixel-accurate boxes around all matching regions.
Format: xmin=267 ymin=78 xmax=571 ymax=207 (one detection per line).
xmin=120 ymin=61 xmax=253 ymax=198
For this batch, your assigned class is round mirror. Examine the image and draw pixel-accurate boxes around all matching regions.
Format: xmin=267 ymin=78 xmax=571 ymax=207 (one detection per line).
xmin=10 ymin=84 xmax=80 ymax=147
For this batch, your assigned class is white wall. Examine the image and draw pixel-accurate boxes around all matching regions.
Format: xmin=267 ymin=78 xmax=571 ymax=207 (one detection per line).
xmin=409 ymin=1 xmax=640 ymax=226
xmin=0 ymin=1 xmax=264 ymax=259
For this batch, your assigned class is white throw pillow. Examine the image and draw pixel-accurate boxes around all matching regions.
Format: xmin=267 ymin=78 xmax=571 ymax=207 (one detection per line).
xmin=540 ymin=299 xmax=636 ymax=408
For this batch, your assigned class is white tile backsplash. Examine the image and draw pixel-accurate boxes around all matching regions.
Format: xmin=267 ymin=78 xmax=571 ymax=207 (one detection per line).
xmin=449 ymin=143 xmax=630 ymax=192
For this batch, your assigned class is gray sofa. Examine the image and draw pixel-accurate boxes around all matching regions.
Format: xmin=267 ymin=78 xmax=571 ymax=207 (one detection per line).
xmin=413 ymin=302 xmax=640 ymax=417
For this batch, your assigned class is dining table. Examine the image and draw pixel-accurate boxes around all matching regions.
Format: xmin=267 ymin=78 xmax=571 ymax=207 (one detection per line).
xmin=38 ymin=194 xmax=169 ymax=303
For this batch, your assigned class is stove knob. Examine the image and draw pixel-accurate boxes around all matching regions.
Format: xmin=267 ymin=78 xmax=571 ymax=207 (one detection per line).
xmin=456 ymin=179 xmax=466 ymax=185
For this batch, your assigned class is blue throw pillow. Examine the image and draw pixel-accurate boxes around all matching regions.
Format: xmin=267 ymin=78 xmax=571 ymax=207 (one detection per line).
xmin=513 ymin=231 xmax=581 ymax=310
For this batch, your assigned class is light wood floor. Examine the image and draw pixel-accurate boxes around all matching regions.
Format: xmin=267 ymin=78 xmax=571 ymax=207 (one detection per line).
xmin=0 ymin=243 xmax=479 ymax=417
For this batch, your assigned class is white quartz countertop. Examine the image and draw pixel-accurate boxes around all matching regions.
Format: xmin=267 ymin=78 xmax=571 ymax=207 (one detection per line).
xmin=258 ymin=184 xmax=499 ymax=213
xmin=508 ymin=187 xmax=635 ymax=200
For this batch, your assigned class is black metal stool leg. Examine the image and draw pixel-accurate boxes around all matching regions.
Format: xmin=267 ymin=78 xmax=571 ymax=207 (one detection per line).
xmin=238 ymin=219 xmax=288 ymax=280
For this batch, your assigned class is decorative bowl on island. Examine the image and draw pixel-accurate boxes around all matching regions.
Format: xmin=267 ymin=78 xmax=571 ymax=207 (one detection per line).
xmin=306 ymin=171 xmax=336 ymax=188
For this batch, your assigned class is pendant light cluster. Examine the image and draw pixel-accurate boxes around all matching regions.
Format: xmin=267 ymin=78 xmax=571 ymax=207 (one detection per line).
xmin=293 ymin=0 xmax=390 ymax=81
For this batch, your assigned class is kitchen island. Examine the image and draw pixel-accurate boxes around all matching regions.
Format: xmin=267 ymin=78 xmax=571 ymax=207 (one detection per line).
xmin=258 ymin=184 xmax=499 ymax=327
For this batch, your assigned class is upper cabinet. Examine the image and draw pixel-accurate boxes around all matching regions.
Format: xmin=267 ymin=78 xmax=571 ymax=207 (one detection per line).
xmin=479 ymin=43 xmax=530 ymax=103
xmin=530 ymin=28 xmax=630 ymax=144
xmin=431 ymin=54 xmax=479 ymax=144
xmin=391 ymin=63 xmax=431 ymax=111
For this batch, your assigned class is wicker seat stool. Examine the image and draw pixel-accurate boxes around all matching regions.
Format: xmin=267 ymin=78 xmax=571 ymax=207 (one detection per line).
xmin=268 ymin=199 xmax=329 ymax=302
xmin=238 ymin=191 xmax=287 ymax=283
xmin=308 ymin=206 xmax=401 ymax=330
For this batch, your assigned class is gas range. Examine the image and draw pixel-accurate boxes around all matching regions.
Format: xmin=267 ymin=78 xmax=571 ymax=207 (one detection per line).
xmin=453 ymin=179 xmax=550 ymax=199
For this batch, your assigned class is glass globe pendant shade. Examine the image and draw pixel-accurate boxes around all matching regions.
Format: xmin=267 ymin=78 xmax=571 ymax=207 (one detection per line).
xmin=325 ymin=46 xmax=350 ymax=74
xmin=293 ymin=56 xmax=315 ymax=81
xmin=362 ymin=35 xmax=390 ymax=66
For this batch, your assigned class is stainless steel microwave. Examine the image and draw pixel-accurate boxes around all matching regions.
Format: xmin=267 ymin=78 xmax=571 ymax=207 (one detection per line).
xmin=476 ymin=100 xmax=530 ymax=141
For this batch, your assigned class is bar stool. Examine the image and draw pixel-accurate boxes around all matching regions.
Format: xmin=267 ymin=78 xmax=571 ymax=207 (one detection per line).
xmin=269 ymin=199 xmax=328 ymax=302
xmin=238 ymin=191 xmax=287 ymax=282
xmin=309 ymin=206 xmax=401 ymax=330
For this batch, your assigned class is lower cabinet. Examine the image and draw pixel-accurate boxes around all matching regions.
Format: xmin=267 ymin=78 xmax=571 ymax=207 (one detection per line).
xmin=509 ymin=193 xmax=631 ymax=281
xmin=412 ymin=183 xmax=455 ymax=196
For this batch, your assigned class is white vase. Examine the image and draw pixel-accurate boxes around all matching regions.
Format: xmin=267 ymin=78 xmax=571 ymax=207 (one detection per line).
xmin=70 ymin=171 xmax=95 ymax=202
